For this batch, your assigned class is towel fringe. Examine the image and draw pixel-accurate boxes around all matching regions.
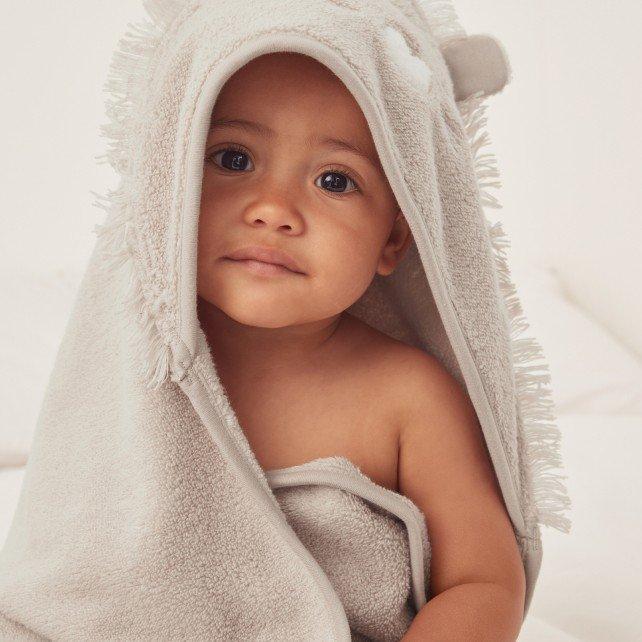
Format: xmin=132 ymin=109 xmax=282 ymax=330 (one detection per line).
xmin=458 ymin=90 xmax=572 ymax=536
xmin=414 ymin=0 xmax=467 ymax=43
xmin=91 ymin=0 xmax=185 ymax=391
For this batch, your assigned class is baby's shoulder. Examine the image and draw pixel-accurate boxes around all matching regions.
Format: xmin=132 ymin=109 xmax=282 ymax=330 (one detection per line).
xmin=343 ymin=312 xmax=477 ymax=449
xmin=341 ymin=312 xmax=447 ymax=386
xmin=340 ymin=312 xmax=457 ymax=429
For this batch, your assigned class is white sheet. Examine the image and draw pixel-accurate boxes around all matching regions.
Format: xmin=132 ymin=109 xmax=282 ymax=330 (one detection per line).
xmin=506 ymin=262 xmax=642 ymax=415
xmin=518 ymin=412 xmax=642 ymax=641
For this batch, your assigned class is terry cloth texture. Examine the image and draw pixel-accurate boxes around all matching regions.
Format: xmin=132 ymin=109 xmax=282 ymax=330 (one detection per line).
xmin=0 ymin=0 xmax=572 ymax=640
xmin=267 ymin=455 xmax=432 ymax=641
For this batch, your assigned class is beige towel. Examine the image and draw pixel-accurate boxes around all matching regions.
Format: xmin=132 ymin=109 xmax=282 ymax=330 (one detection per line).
xmin=0 ymin=1 xmax=571 ymax=639
xmin=268 ymin=455 xmax=431 ymax=641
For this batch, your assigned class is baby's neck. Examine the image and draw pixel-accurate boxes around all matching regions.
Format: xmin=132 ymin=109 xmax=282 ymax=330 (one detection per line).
xmin=198 ymin=300 xmax=349 ymax=378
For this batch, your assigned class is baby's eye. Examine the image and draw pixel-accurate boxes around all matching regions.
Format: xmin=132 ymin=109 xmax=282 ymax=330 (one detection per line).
xmin=207 ymin=147 xmax=359 ymax=195
xmin=316 ymin=169 xmax=360 ymax=195
xmin=208 ymin=145 xmax=254 ymax=171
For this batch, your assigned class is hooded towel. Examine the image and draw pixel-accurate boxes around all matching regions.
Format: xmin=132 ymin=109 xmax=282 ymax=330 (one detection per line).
xmin=0 ymin=0 xmax=572 ymax=639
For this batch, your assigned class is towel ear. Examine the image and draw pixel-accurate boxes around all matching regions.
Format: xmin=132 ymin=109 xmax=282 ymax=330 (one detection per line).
xmin=439 ymin=34 xmax=512 ymax=101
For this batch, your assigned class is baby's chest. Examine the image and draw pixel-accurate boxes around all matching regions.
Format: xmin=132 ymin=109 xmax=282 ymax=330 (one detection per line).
xmin=233 ymin=378 xmax=401 ymax=493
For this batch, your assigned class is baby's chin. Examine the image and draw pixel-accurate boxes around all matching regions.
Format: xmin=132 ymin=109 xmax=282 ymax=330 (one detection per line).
xmin=200 ymin=286 xmax=315 ymax=329
xmin=223 ymin=304 xmax=307 ymax=329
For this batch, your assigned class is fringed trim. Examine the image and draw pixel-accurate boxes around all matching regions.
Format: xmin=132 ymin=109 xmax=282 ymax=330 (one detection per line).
xmin=94 ymin=0 xmax=183 ymax=173
xmin=91 ymin=0 xmax=185 ymax=391
xmin=458 ymin=90 xmax=572 ymax=535
xmin=414 ymin=0 xmax=467 ymax=44
xmin=414 ymin=0 xmax=571 ymax=538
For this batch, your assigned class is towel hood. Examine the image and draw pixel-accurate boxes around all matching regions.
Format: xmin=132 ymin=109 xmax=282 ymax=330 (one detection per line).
xmin=0 ymin=1 xmax=571 ymax=639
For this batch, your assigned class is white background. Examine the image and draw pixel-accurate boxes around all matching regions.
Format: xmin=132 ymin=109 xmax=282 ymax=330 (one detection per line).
xmin=1 ymin=2 xmax=641 ymax=641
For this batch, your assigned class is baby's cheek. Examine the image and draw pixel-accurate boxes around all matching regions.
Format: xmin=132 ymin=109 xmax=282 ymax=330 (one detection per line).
xmin=321 ymin=237 xmax=379 ymax=302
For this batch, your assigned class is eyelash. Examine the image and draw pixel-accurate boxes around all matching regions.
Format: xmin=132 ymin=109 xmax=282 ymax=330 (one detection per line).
xmin=206 ymin=143 xmax=361 ymax=194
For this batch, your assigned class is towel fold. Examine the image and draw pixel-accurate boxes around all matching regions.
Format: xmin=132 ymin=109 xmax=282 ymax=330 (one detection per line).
xmin=268 ymin=455 xmax=431 ymax=640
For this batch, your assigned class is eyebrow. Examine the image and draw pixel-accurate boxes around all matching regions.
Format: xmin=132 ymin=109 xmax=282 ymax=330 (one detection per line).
xmin=209 ymin=117 xmax=382 ymax=172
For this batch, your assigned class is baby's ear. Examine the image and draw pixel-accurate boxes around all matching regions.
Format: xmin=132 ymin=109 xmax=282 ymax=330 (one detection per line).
xmin=378 ymin=210 xmax=413 ymax=276
xmin=440 ymin=34 xmax=512 ymax=101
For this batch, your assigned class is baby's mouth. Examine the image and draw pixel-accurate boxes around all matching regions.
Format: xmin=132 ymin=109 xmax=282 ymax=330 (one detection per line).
xmin=222 ymin=257 xmax=304 ymax=277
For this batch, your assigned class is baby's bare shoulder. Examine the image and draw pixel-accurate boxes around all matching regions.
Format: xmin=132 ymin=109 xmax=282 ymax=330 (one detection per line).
xmin=341 ymin=314 xmax=440 ymax=381
xmin=386 ymin=340 xmax=527 ymax=602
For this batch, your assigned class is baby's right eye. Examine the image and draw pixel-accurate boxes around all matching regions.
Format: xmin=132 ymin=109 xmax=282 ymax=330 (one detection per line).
xmin=207 ymin=145 xmax=254 ymax=172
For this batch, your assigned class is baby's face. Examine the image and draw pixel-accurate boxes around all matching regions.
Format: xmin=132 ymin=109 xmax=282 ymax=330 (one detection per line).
xmin=197 ymin=52 xmax=410 ymax=329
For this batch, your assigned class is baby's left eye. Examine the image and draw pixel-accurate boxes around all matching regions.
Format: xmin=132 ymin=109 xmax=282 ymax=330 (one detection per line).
xmin=316 ymin=170 xmax=359 ymax=194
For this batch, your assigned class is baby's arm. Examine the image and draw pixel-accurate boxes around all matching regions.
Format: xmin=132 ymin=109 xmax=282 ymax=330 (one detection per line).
xmin=394 ymin=351 xmax=526 ymax=642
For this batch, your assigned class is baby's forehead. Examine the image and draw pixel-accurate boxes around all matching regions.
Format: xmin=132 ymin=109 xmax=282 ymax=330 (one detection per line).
xmin=217 ymin=52 xmax=364 ymax=121
xmin=211 ymin=53 xmax=381 ymax=162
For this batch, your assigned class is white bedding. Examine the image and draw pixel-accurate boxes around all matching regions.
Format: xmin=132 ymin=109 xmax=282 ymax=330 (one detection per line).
xmin=519 ymin=413 xmax=642 ymax=641
xmin=2 ymin=264 xmax=641 ymax=640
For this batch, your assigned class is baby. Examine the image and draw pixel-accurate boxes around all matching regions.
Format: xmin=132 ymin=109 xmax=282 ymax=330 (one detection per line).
xmin=196 ymin=52 xmax=526 ymax=639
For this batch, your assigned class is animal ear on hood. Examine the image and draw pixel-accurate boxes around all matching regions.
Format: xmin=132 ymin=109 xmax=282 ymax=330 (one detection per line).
xmin=413 ymin=0 xmax=512 ymax=100
xmin=440 ymin=34 xmax=512 ymax=101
